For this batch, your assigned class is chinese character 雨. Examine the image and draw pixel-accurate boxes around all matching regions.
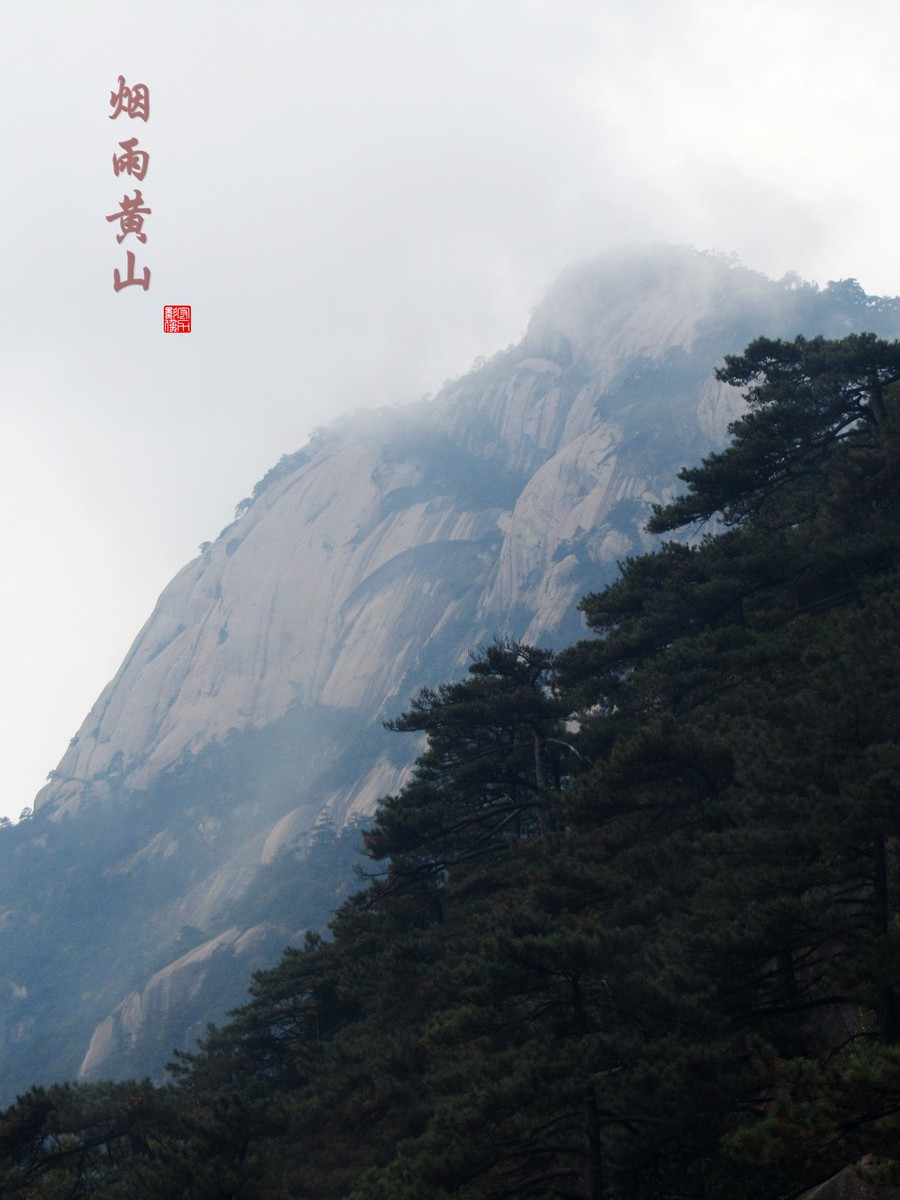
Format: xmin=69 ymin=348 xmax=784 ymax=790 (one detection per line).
xmin=113 ymin=250 xmax=150 ymax=292
xmin=109 ymin=75 xmax=150 ymax=122
xmin=112 ymin=137 xmax=149 ymax=181
xmin=106 ymin=190 xmax=151 ymax=243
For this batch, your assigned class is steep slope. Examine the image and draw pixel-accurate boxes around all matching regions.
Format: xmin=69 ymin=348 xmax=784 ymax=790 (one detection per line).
xmin=2 ymin=246 xmax=899 ymax=1097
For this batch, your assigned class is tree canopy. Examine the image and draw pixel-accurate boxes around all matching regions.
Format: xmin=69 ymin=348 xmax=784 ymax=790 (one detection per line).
xmin=3 ymin=333 xmax=900 ymax=1198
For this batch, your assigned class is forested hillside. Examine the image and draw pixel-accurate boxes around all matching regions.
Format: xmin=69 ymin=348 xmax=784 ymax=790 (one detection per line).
xmin=7 ymin=248 xmax=900 ymax=1100
xmin=4 ymin=331 xmax=900 ymax=1197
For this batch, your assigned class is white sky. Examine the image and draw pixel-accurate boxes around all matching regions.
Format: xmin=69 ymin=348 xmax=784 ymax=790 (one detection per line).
xmin=1 ymin=0 xmax=898 ymax=820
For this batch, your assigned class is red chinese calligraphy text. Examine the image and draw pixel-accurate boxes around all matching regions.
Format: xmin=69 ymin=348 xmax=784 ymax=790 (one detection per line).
xmin=109 ymin=75 xmax=150 ymax=121
xmin=112 ymin=138 xmax=149 ymax=181
xmin=113 ymin=250 xmax=150 ymax=292
xmin=106 ymin=190 xmax=151 ymax=243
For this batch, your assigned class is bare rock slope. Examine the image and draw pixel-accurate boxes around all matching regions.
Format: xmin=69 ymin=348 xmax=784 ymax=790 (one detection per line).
xmin=35 ymin=248 xmax=779 ymax=820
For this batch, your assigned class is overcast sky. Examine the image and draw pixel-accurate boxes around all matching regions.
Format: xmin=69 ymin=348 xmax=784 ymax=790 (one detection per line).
xmin=1 ymin=0 xmax=898 ymax=820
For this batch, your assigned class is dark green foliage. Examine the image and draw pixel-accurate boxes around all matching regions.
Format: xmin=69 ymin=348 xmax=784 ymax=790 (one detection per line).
xmin=647 ymin=332 xmax=900 ymax=532
xmin=4 ymin=332 xmax=900 ymax=1196
xmin=0 ymin=1080 xmax=179 ymax=1198
xmin=365 ymin=640 xmax=568 ymax=883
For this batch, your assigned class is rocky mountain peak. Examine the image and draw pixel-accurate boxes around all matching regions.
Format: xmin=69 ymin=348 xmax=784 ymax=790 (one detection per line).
xmin=5 ymin=246 xmax=900 ymax=1094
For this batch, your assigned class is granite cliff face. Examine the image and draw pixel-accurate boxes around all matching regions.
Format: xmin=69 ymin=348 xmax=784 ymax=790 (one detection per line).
xmin=33 ymin=248 xmax=775 ymax=820
xmin=4 ymin=246 xmax=900 ymax=1096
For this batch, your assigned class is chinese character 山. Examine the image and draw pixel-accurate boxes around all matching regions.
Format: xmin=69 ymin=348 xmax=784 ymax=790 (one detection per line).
xmin=113 ymin=250 xmax=150 ymax=292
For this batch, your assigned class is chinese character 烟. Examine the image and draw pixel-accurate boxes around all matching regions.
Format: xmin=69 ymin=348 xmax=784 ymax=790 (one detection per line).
xmin=109 ymin=75 xmax=150 ymax=121
xmin=113 ymin=250 xmax=150 ymax=292
xmin=106 ymin=190 xmax=151 ymax=243
xmin=112 ymin=137 xmax=149 ymax=181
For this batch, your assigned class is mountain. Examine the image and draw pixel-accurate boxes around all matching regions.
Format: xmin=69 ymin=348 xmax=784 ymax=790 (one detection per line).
xmin=3 ymin=245 xmax=899 ymax=1099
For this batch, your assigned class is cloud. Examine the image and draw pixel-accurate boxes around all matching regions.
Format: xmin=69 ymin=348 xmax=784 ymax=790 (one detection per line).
xmin=0 ymin=0 xmax=899 ymax=816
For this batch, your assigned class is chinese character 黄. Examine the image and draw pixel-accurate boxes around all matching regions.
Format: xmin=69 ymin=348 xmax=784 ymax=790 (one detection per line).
xmin=106 ymin=190 xmax=151 ymax=243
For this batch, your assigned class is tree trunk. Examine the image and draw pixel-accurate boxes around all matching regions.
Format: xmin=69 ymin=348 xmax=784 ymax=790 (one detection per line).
xmin=873 ymin=829 xmax=899 ymax=1041
xmin=584 ymin=1083 xmax=602 ymax=1200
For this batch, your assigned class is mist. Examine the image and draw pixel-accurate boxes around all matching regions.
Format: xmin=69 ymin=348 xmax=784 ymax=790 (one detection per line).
xmin=1 ymin=0 xmax=899 ymax=819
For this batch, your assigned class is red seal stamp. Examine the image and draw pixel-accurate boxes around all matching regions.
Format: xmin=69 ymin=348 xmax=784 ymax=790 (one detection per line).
xmin=163 ymin=305 xmax=191 ymax=333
